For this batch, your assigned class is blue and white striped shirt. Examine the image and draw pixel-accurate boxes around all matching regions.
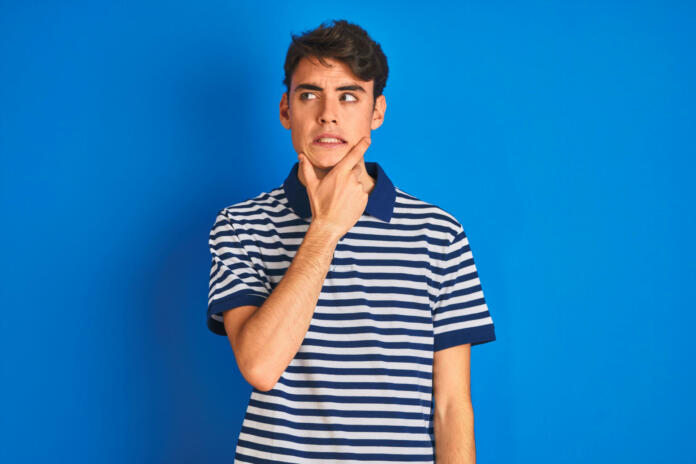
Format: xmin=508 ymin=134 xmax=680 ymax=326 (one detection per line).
xmin=208 ymin=161 xmax=496 ymax=463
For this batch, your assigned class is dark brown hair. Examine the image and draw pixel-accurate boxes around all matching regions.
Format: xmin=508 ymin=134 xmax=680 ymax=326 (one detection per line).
xmin=283 ymin=19 xmax=389 ymax=102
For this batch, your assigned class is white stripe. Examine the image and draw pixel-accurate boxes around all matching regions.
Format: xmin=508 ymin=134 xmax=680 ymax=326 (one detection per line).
xmin=438 ymin=289 xmax=486 ymax=308
xmin=303 ymin=330 xmax=432 ymax=345
xmin=280 ymin=371 xmax=433 ymax=387
xmin=434 ymin=302 xmax=488 ymax=323
xmin=289 ymin=357 xmax=432 ymax=374
xmin=235 ymin=444 xmax=433 ymax=464
xmin=244 ymin=405 xmax=429 ymax=427
xmin=434 ymin=316 xmax=494 ymax=334
xmin=310 ymin=317 xmax=431 ymax=330
xmin=296 ymin=345 xmax=432 ymax=360
xmin=268 ymin=382 xmax=432 ymax=401
xmin=236 ymin=433 xmax=432 ymax=455
xmin=243 ymin=418 xmax=428 ymax=440
xmin=253 ymin=392 xmax=426 ymax=414
xmin=312 ymin=290 xmax=430 ymax=305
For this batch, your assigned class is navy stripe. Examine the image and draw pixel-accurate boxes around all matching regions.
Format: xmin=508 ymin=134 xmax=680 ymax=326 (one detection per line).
xmin=235 ymin=451 xmax=297 ymax=464
xmin=256 ymin=388 xmax=433 ymax=408
xmin=244 ymin=412 xmax=433 ymax=434
xmin=237 ymin=438 xmax=434 ymax=462
xmin=247 ymin=399 xmax=429 ymax=420
xmin=306 ymin=323 xmax=432 ymax=338
xmin=435 ymin=324 xmax=497 ymax=351
xmin=292 ymin=351 xmax=433 ymax=366
xmin=433 ymin=297 xmax=488 ymax=316
xmin=241 ymin=425 xmax=433 ymax=447
xmin=300 ymin=337 xmax=433 ymax=352
xmin=312 ymin=310 xmax=431 ymax=324
xmin=275 ymin=377 xmax=432 ymax=394
xmin=283 ymin=365 xmax=432 ymax=380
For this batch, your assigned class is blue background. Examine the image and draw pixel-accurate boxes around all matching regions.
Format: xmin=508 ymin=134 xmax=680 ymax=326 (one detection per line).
xmin=2 ymin=1 xmax=694 ymax=462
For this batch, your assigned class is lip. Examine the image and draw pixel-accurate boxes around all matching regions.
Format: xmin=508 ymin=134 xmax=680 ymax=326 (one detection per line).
xmin=312 ymin=133 xmax=347 ymax=147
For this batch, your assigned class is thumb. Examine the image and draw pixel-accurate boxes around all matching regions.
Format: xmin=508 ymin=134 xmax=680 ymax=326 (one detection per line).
xmin=298 ymin=153 xmax=319 ymax=191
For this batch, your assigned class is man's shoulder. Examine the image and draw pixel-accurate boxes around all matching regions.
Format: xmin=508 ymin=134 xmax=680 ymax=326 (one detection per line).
xmin=216 ymin=184 xmax=286 ymax=221
xmin=392 ymin=185 xmax=464 ymax=240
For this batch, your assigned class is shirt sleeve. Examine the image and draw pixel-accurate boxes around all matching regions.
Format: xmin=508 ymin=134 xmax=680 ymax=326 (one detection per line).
xmin=207 ymin=209 xmax=271 ymax=336
xmin=432 ymin=227 xmax=496 ymax=351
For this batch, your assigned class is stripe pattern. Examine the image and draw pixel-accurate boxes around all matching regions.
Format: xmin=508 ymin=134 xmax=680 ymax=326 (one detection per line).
xmin=207 ymin=161 xmax=495 ymax=463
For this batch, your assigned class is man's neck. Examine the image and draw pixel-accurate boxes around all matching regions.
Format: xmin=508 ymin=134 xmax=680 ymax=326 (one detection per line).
xmin=298 ymin=163 xmax=376 ymax=195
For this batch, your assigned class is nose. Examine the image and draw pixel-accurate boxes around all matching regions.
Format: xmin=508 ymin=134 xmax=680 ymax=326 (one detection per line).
xmin=317 ymin=98 xmax=338 ymax=124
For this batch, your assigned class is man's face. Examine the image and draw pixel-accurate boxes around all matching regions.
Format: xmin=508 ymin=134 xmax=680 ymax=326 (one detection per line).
xmin=279 ymin=56 xmax=386 ymax=172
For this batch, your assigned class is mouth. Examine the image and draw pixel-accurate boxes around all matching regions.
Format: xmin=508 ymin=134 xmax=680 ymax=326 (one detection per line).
xmin=312 ymin=134 xmax=347 ymax=148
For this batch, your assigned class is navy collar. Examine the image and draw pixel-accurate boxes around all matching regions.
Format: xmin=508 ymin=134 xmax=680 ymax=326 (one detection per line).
xmin=282 ymin=161 xmax=396 ymax=223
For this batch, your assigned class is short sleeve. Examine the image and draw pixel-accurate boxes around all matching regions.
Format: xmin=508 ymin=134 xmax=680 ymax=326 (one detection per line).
xmin=432 ymin=227 xmax=496 ymax=351
xmin=207 ymin=209 xmax=271 ymax=336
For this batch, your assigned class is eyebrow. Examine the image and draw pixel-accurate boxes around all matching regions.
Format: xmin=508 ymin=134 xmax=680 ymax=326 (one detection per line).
xmin=294 ymin=83 xmax=366 ymax=93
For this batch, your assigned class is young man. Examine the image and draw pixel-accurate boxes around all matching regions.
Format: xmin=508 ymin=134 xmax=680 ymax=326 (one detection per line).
xmin=207 ymin=19 xmax=496 ymax=463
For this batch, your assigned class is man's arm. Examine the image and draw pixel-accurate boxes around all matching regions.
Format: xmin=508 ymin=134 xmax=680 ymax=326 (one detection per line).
xmin=224 ymin=220 xmax=340 ymax=391
xmin=433 ymin=343 xmax=476 ymax=464
xmin=223 ymin=137 xmax=372 ymax=392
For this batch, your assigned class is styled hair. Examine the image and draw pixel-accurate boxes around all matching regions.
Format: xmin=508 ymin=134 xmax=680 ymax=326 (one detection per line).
xmin=283 ymin=19 xmax=389 ymax=102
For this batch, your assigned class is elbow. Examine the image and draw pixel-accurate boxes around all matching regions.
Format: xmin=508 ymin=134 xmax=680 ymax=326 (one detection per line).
xmin=227 ymin=324 xmax=281 ymax=392
xmin=233 ymin=345 xmax=279 ymax=392
xmin=250 ymin=371 xmax=278 ymax=392
xmin=241 ymin=363 xmax=279 ymax=392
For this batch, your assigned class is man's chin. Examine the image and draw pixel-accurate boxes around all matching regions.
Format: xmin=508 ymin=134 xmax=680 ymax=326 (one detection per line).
xmin=305 ymin=150 xmax=348 ymax=171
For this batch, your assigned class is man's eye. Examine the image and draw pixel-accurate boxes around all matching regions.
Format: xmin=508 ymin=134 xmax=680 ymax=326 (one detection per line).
xmin=341 ymin=93 xmax=357 ymax=102
xmin=299 ymin=92 xmax=316 ymax=100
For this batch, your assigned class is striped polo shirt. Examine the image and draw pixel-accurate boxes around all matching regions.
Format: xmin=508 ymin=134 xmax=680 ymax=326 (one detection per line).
xmin=207 ymin=160 xmax=496 ymax=463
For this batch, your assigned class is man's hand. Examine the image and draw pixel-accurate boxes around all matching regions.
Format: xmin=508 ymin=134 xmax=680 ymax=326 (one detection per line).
xmin=224 ymin=137 xmax=372 ymax=390
xmin=298 ymin=136 xmax=371 ymax=239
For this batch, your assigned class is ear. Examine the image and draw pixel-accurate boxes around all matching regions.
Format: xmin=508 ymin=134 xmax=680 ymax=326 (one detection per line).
xmin=370 ymin=94 xmax=386 ymax=130
xmin=279 ymin=92 xmax=291 ymax=129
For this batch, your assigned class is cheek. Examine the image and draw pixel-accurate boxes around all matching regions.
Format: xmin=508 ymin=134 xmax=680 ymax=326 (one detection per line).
xmin=358 ymin=104 xmax=376 ymax=123
xmin=355 ymin=112 xmax=374 ymax=132
xmin=290 ymin=109 xmax=313 ymax=130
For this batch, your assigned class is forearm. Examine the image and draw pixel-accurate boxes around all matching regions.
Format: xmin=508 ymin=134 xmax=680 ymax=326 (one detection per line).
xmin=236 ymin=219 xmax=341 ymax=390
xmin=434 ymin=401 xmax=476 ymax=464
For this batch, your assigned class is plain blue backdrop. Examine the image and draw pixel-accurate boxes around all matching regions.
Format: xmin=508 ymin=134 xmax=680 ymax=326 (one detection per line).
xmin=2 ymin=1 xmax=694 ymax=462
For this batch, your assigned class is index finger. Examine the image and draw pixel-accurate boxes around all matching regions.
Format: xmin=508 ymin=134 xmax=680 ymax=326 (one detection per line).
xmin=334 ymin=137 xmax=371 ymax=176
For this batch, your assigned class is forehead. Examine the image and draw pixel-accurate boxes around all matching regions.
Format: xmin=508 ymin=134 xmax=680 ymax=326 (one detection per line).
xmin=291 ymin=56 xmax=373 ymax=91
